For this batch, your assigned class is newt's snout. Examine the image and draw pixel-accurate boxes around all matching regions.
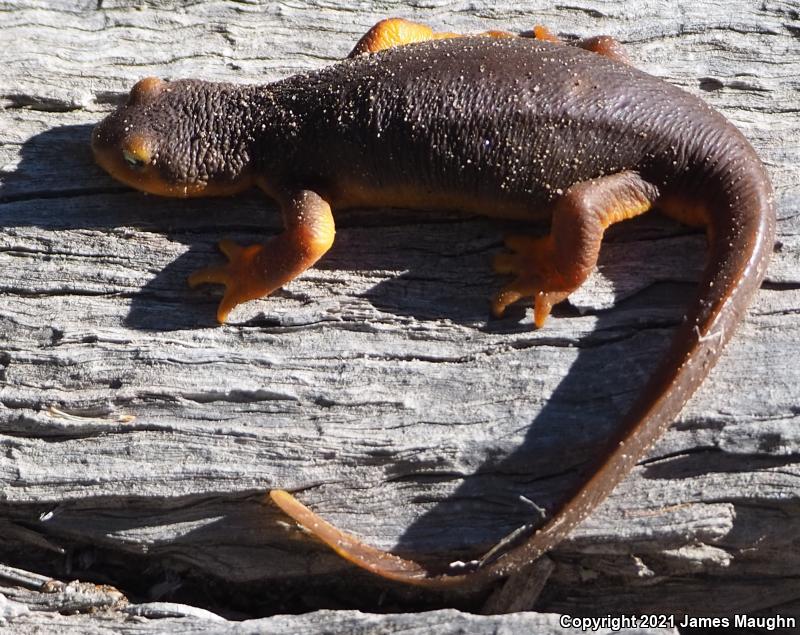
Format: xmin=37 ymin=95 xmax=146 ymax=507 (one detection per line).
xmin=91 ymin=77 xmax=170 ymax=196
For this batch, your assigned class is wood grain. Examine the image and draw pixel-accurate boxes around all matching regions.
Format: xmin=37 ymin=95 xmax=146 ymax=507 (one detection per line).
xmin=1 ymin=0 xmax=798 ymax=630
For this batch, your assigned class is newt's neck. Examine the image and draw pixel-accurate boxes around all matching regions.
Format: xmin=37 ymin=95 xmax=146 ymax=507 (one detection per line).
xmin=241 ymin=79 xmax=323 ymax=195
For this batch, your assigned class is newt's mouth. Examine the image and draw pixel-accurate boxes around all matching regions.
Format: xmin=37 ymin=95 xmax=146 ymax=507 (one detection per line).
xmin=91 ymin=115 xmax=252 ymax=199
xmin=92 ymin=119 xmax=157 ymax=193
xmin=92 ymin=120 xmax=189 ymax=197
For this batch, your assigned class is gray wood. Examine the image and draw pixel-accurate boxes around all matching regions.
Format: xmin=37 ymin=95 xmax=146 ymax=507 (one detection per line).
xmin=3 ymin=582 xmax=679 ymax=635
xmin=1 ymin=0 xmax=798 ymax=630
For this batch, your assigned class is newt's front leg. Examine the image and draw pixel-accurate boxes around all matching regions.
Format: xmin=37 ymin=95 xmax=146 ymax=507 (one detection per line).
xmin=349 ymin=18 xmax=514 ymax=57
xmin=188 ymin=190 xmax=335 ymax=323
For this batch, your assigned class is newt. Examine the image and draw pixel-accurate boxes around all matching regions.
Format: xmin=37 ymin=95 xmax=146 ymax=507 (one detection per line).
xmin=92 ymin=19 xmax=775 ymax=589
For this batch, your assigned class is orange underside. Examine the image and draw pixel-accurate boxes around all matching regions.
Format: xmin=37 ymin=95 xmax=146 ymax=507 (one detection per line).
xmin=657 ymin=194 xmax=711 ymax=227
xmin=328 ymin=179 xmax=550 ymax=221
xmin=93 ymin=144 xmax=253 ymax=198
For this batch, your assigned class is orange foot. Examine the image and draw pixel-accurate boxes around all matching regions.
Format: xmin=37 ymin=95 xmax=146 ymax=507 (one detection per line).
xmin=188 ymin=239 xmax=268 ymax=323
xmin=491 ymin=235 xmax=571 ymax=328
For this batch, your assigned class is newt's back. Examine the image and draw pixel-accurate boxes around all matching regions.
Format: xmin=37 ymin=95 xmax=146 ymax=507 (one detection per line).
xmin=269 ymin=37 xmax=760 ymax=215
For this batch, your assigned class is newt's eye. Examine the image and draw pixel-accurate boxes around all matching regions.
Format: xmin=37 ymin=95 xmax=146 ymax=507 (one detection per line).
xmin=123 ymin=148 xmax=148 ymax=171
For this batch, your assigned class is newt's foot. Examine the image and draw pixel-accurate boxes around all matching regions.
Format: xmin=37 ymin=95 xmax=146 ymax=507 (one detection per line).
xmin=492 ymin=235 xmax=571 ymax=328
xmin=188 ymin=239 xmax=268 ymax=323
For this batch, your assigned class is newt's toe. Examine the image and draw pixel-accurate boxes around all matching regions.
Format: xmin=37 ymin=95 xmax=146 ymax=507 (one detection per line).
xmin=491 ymin=234 xmax=572 ymax=326
xmin=188 ymin=239 xmax=267 ymax=323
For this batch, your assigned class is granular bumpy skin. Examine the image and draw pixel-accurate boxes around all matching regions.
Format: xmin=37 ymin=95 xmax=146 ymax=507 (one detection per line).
xmin=93 ymin=78 xmax=258 ymax=196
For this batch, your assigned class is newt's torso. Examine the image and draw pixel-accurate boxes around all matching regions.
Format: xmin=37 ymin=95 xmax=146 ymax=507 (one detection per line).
xmin=275 ymin=38 xmax=751 ymax=215
xmin=94 ymin=37 xmax=757 ymax=222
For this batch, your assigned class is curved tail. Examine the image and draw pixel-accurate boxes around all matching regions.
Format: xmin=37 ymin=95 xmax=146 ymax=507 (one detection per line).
xmin=270 ymin=157 xmax=775 ymax=589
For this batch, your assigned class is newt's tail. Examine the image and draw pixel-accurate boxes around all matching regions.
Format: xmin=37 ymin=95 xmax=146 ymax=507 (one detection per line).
xmin=270 ymin=155 xmax=775 ymax=589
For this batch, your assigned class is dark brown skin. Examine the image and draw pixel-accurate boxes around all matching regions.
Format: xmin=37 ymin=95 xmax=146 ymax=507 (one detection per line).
xmin=92 ymin=30 xmax=775 ymax=589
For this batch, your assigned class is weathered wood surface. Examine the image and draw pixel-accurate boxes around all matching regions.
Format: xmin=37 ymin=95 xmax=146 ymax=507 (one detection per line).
xmin=1 ymin=565 xmax=678 ymax=635
xmin=1 ymin=0 xmax=798 ymax=630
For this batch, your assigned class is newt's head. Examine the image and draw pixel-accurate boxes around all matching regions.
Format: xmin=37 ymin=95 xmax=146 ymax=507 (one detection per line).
xmin=92 ymin=77 xmax=254 ymax=198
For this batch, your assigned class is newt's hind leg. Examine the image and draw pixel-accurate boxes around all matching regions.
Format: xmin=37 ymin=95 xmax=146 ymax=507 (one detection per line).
xmin=529 ymin=25 xmax=631 ymax=64
xmin=188 ymin=190 xmax=334 ymax=323
xmin=493 ymin=171 xmax=659 ymax=327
